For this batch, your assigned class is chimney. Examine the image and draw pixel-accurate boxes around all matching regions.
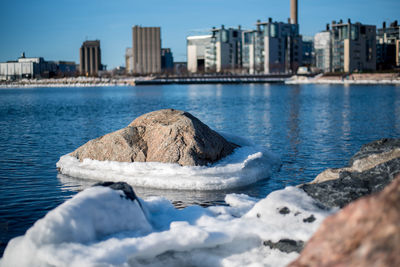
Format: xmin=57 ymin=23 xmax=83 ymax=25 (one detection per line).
xmin=290 ymin=0 xmax=298 ymax=24
xmin=383 ymin=22 xmax=386 ymax=28
xmin=326 ymin=24 xmax=330 ymax=31
xmin=269 ymin=17 xmax=272 ymax=23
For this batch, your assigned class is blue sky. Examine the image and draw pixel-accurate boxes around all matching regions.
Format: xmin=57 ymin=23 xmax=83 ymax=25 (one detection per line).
xmin=0 ymin=0 xmax=398 ymax=69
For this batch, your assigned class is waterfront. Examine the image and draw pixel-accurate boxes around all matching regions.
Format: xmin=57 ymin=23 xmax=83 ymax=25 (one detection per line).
xmin=1 ymin=83 xmax=400 ymax=256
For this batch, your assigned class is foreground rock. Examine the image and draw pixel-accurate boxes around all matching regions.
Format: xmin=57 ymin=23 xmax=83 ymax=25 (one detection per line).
xmin=70 ymin=109 xmax=238 ymax=166
xmin=300 ymin=138 xmax=400 ymax=208
xmin=290 ymin=175 xmax=400 ymax=267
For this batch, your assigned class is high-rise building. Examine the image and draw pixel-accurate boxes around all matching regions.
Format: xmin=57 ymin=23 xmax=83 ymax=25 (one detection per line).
xmin=314 ymin=30 xmax=332 ymax=72
xmin=242 ymin=0 xmax=302 ymax=74
xmin=79 ymin=40 xmax=102 ymax=76
xmin=377 ymin=21 xmax=400 ymax=70
xmin=249 ymin=18 xmax=302 ymax=74
xmin=205 ymin=25 xmax=242 ymax=72
xmin=331 ymin=20 xmax=376 ymax=72
xmin=131 ymin=26 xmax=161 ymax=74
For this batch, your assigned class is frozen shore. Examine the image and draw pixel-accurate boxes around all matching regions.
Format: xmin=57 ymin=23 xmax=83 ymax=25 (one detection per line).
xmin=1 ymin=135 xmax=399 ymax=266
xmin=286 ymin=73 xmax=400 ymax=85
xmin=0 ymin=184 xmax=333 ymax=267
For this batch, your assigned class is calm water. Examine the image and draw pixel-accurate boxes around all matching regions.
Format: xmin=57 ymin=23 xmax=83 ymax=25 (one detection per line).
xmin=1 ymin=83 xmax=400 ymax=255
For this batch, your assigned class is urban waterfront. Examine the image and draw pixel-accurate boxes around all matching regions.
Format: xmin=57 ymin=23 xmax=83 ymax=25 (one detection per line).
xmin=1 ymin=83 xmax=400 ymax=256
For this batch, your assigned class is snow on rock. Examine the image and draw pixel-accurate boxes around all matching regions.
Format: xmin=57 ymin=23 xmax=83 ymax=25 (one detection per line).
xmin=1 ymin=186 xmax=334 ymax=267
xmin=57 ymin=135 xmax=281 ymax=190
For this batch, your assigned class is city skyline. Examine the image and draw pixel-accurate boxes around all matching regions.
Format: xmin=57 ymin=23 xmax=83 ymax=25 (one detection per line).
xmin=0 ymin=0 xmax=398 ymax=69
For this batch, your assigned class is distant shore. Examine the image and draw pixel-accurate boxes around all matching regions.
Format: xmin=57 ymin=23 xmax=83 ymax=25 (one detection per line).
xmin=286 ymin=73 xmax=400 ymax=85
xmin=1 ymin=73 xmax=399 ymax=88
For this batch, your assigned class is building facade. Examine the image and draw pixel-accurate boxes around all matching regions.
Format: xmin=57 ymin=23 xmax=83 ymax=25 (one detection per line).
xmin=205 ymin=25 xmax=242 ymax=72
xmin=314 ymin=31 xmax=332 ymax=72
xmin=79 ymin=40 xmax=102 ymax=76
xmin=187 ymin=35 xmax=212 ymax=73
xmin=0 ymin=53 xmax=58 ymax=80
xmin=187 ymin=25 xmax=242 ymax=73
xmin=377 ymin=21 xmax=400 ymax=70
xmin=125 ymin=48 xmax=133 ymax=74
xmin=131 ymin=26 xmax=161 ymax=75
xmin=244 ymin=18 xmax=302 ymax=74
xmin=161 ymin=48 xmax=174 ymax=72
xmin=331 ymin=20 xmax=376 ymax=73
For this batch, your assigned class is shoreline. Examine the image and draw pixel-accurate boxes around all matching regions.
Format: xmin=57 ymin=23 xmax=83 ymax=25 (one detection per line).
xmin=1 ymin=73 xmax=400 ymax=88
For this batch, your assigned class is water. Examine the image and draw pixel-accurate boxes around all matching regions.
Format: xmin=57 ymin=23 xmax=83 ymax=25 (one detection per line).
xmin=0 ymin=83 xmax=399 ymax=255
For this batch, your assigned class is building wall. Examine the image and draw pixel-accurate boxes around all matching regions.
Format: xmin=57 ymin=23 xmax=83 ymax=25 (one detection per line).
xmin=314 ymin=31 xmax=331 ymax=72
xmin=377 ymin=21 xmax=400 ymax=69
xmin=80 ymin=40 xmax=101 ymax=76
xmin=161 ymin=48 xmax=174 ymax=72
xmin=187 ymin=35 xmax=212 ymax=73
xmin=332 ymin=21 xmax=376 ymax=72
xmin=125 ymin=48 xmax=133 ymax=74
xmin=132 ymin=26 xmax=161 ymax=75
xmin=260 ymin=21 xmax=302 ymax=74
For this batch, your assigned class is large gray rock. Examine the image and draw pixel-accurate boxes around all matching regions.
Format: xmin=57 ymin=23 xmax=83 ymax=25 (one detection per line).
xmin=301 ymin=138 xmax=400 ymax=208
xmin=70 ymin=109 xmax=238 ymax=166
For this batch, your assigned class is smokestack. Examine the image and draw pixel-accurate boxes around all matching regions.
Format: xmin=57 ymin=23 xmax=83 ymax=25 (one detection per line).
xmin=290 ymin=0 xmax=298 ymax=24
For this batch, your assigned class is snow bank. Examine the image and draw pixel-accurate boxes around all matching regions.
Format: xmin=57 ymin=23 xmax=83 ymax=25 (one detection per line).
xmin=1 ymin=186 xmax=334 ymax=267
xmin=57 ymin=135 xmax=281 ymax=191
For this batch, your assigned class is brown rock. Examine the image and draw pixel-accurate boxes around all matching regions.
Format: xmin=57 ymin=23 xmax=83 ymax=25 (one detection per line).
xmin=70 ymin=109 xmax=238 ymax=166
xmin=289 ymin=175 xmax=400 ymax=267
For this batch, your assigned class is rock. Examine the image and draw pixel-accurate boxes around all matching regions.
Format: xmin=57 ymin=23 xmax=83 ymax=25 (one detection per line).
xmin=301 ymin=138 xmax=400 ymax=208
xmin=302 ymin=215 xmax=315 ymax=223
xmin=289 ymin=175 xmax=400 ymax=267
xmin=278 ymin=207 xmax=290 ymax=215
xmin=263 ymin=239 xmax=305 ymax=254
xmin=301 ymin=157 xmax=400 ymax=208
xmin=311 ymin=138 xmax=400 ymax=184
xmin=93 ymin=181 xmax=139 ymax=202
xmin=70 ymin=109 xmax=238 ymax=166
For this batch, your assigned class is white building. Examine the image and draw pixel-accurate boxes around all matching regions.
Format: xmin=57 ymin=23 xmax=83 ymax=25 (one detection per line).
xmin=314 ymin=31 xmax=332 ymax=72
xmin=187 ymin=25 xmax=242 ymax=73
xmin=187 ymin=35 xmax=212 ymax=73
xmin=0 ymin=53 xmax=52 ymax=80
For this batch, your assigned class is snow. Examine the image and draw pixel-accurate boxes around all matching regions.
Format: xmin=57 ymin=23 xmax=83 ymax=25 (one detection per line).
xmin=56 ymin=134 xmax=281 ymax=191
xmin=0 ymin=186 xmax=334 ymax=267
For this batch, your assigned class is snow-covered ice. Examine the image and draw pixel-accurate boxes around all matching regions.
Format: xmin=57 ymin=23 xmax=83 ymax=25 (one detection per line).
xmin=56 ymin=134 xmax=281 ymax=191
xmin=0 ymin=185 xmax=334 ymax=267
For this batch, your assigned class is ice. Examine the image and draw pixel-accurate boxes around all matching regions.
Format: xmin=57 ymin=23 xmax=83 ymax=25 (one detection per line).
xmin=1 ymin=186 xmax=334 ymax=267
xmin=56 ymin=135 xmax=281 ymax=191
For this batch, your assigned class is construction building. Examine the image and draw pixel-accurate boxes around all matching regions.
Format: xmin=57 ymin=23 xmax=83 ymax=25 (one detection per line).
xmin=331 ymin=19 xmax=376 ymax=72
xmin=131 ymin=26 xmax=161 ymax=75
xmin=79 ymin=40 xmax=102 ymax=76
